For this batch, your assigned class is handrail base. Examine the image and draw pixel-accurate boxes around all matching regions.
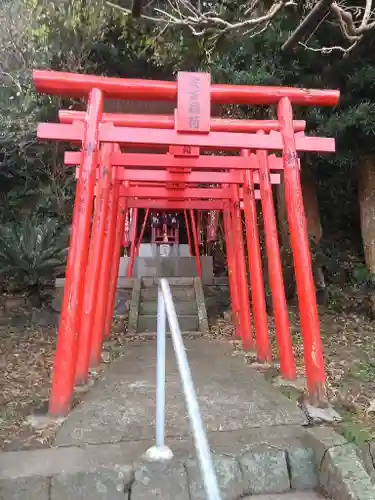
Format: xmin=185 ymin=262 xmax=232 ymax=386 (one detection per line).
xmin=144 ymin=445 xmax=174 ymax=462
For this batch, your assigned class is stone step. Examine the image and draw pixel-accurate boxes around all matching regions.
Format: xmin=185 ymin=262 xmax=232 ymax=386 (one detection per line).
xmin=137 ymin=314 xmax=199 ymax=332
xmin=131 ymin=330 xmax=202 ymax=338
xmin=140 ymin=286 xmax=196 ymax=302
xmin=0 ymin=433 xmax=322 ymax=500
xmin=131 ymin=440 xmax=319 ymax=499
xmin=139 ymin=301 xmax=197 ymax=315
xmin=141 ymin=277 xmax=194 ymax=287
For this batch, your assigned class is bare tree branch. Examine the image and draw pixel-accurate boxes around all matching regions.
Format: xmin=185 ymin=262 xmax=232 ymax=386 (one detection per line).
xmin=107 ymin=0 xmax=297 ymax=36
xmin=360 ymin=0 xmax=373 ymax=27
xmin=299 ymin=39 xmax=359 ymax=54
xmin=107 ymin=0 xmax=375 ymax=53
xmin=331 ymin=1 xmax=375 ymax=41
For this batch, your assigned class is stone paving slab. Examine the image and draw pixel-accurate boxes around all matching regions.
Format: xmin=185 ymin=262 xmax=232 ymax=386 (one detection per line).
xmin=0 ymin=439 xmax=192 ymax=480
xmin=241 ymin=444 xmax=290 ymax=494
xmin=0 ymin=436 xmax=321 ymax=499
xmin=132 ymin=461 xmax=190 ymax=500
xmin=50 ymin=469 xmax=130 ymax=500
xmin=56 ymin=338 xmax=306 ymax=446
xmin=0 ymin=476 xmax=50 ymax=500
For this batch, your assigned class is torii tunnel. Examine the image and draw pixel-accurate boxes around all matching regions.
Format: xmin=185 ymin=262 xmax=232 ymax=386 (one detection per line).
xmin=33 ymin=70 xmax=340 ymax=416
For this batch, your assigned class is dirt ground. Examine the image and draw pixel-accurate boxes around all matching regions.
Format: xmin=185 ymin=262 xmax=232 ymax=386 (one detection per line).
xmin=1 ymin=289 xmax=375 ymax=451
xmin=211 ymin=289 xmax=375 ymax=446
xmin=0 ymin=317 xmax=130 ymax=451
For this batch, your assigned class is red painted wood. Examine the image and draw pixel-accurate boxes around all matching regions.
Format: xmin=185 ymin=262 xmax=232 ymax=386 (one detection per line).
xmin=231 ymin=182 xmax=254 ymax=350
xmin=121 ymin=186 xmax=232 ymax=200
xmin=35 ymin=69 xmax=338 ymax=415
xmin=278 ymin=97 xmax=325 ymax=401
xmin=72 ymin=163 xmax=281 ymax=186
xmin=127 ymin=208 xmax=139 ymax=278
xmin=48 ymin=89 xmax=103 ymax=417
xmin=75 ymin=143 xmax=113 ymax=386
xmin=59 ymin=109 xmax=307 ymax=133
xmin=33 ymin=69 xmax=340 ymax=106
xmin=207 ymin=210 xmax=219 ymax=242
xmin=222 ymin=204 xmax=240 ymax=337
xmin=66 ymin=150 xmax=285 ymax=171
xmin=241 ymin=150 xmax=271 ymax=362
xmin=101 ymin=126 xmax=336 ymax=153
xmin=184 ymin=209 xmax=193 ymax=255
xmin=104 ymin=196 xmax=128 ymax=337
xmin=256 ymin=133 xmax=296 ymax=380
xmin=169 ymin=145 xmax=200 ymax=157
xmin=37 ymin=123 xmax=336 ymax=153
xmin=126 ymin=200 xmax=226 ymax=210
xmin=189 ymin=210 xmax=202 ymax=280
xmin=177 ymin=72 xmax=211 ymax=133
xmin=122 ymin=193 xmax=261 ymax=206
xmin=120 ymin=169 xmax=280 ymax=185
xmin=90 ymin=183 xmax=120 ymax=366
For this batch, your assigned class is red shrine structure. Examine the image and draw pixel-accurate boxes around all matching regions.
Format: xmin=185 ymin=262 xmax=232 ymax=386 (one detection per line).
xmin=33 ymin=70 xmax=339 ymax=416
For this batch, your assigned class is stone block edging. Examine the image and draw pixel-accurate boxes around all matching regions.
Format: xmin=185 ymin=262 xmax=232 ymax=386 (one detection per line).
xmin=304 ymin=426 xmax=375 ymax=500
xmin=128 ymin=278 xmax=141 ymax=334
xmin=2 ymin=428 xmax=374 ymax=499
xmin=193 ymin=277 xmax=209 ymax=334
xmin=0 ymin=435 xmax=317 ymax=499
xmin=359 ymin=440 xmax=375 ymax=484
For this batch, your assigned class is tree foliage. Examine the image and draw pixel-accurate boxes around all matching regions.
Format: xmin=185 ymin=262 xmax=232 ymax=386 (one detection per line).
xmin=0 ymin=0 xmax=174 ymax=222
xmin=0 ymin=0 xmax=176 ymax=291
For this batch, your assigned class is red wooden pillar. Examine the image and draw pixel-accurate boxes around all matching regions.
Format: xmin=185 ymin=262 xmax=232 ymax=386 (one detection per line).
xmin=104 ymin=197 xmax=128 ymax=338
xmin=190 ymin=209 xmax=202 ymax=280
xmin=49 ymin=89 xmax=103 ymax=417
xmin=75 ymin=143 xmax=113 ymax=385
xmin=127 ymin=208 xmax=139 ymax=278
xmin=90 ymin=181 xmax=120 ymax=367
xmin=278 ymin=97 xmax=325 ymax=402
xmin=184 ymin=209 xmax=193 ymax=256
xmin=242 ymin=150 xmax=271 ymax=362
xmin=136 ymin=209 xmax=150 ymax=256
xmin=257 ymin=138 xmax=296 ymax=379
xmin=230 ymin=183 xmax=253 ymax=350
xmin=123 ymin=207 xmax=130 ymax=249
xmin=222 ymin=204 xmax=240 ymax=337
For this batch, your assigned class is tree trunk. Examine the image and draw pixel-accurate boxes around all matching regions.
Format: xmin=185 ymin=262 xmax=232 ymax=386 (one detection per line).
xmin=301 ymin=170 xmax=322 ymax=243
xmin=276 ymin=168 xmax=326 ymax=304
xmin=276 ymin=182 xmax=296 ymax=300
xmin=358 ymin=157 xmax=375 ymax=317
xmin=301 ymin=168 xmax=327 ymax=305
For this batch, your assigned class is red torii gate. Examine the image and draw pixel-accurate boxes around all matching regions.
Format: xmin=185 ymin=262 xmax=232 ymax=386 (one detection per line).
xmin=33 ymin=69 xmax=339 ymax=416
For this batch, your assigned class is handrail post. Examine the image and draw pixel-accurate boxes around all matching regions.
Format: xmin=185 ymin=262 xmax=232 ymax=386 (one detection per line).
xmin=160 ymin=279 xmax=222 ymax=500
xmin=145 ymin=282 xmax=173 ymax=461
xmin=145 ymin=278 xmax=221 ymax=499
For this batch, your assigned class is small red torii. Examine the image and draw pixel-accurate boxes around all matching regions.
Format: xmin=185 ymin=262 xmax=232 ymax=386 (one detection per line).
xmin=33 ymin=69 xmax=339 ymax=416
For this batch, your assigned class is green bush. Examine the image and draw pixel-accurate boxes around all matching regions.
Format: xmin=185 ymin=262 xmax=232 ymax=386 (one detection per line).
xmin=0 ymin=217 xmax=69 ymax=296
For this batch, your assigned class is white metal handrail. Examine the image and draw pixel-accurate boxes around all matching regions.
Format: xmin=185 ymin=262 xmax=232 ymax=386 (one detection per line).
xmin=145 ymin=278 xmax=222 ymax=500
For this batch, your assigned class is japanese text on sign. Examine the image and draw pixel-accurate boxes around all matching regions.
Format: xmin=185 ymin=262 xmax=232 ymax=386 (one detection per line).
xmin=188 ymin=76 xmax=201 ymax=130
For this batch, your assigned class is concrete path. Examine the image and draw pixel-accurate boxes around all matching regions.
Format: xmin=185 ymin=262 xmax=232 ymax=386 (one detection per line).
xmin=1 ymin=337 xmax=335 ymax=499
xmin=56 ymin=337 xmax=307 ymax=447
